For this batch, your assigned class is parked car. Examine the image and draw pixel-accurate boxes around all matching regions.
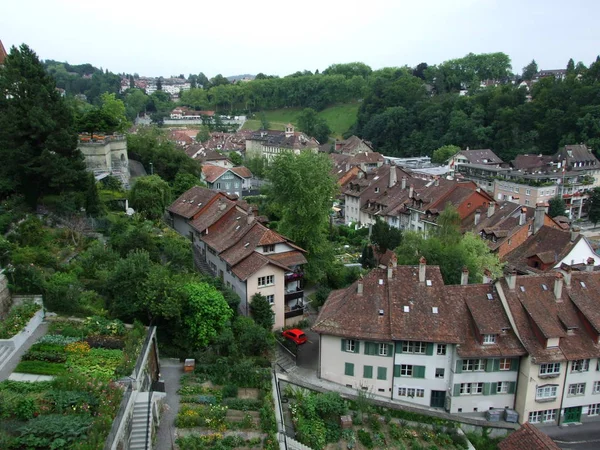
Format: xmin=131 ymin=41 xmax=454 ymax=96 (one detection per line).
xmin=282 ymin=328 xmax=307 ymax=345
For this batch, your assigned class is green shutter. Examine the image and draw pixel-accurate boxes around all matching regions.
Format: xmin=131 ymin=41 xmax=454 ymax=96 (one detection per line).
xmin=485 ymin=359 xmax=494 ymax=372
xmin=341 ymin=339 xmax=347 ymax=352
xmin=490 ymin=382 xmax=498 ymax=395
xmin=377 ymin=367 xmax=387 ymax=380
xmin=355 ymin=341 xmax=360 ymax=354
xmin=396 ymin=341 xmax=403 ymax=353
xmin=510 ymin=358 xmax=519 ymax=372
xmin=387 ymin=344 xmax=394 ymax=357
xmin=426 ymin=343 xmax=434 ymax=356
xmin=508 ymin=382 xmax=516 ymax=394
xmin=453 ymin=384 xmax=461 ymax=397
xmin=455 ymin=360 xmax=463 ymax=373
xmin=394 ymin=365 xmax=400 ymax=377
xmin=483 ymin=383 xmax=491 ymax=395
xmin=493 ymin=359 xmax=501 ymax=372
xmin=345 ymin=362 xmax=354 ymax=376
xmin=363 ymin=365 xmax=373 ymax=379
xmin=414 ymin=365 xmax=426 ymax=378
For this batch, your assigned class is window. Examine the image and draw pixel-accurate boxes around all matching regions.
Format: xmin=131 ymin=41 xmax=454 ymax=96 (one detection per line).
xmin=378 ymin=343 xmax=388 ymax=356
xmin=345 ymin=363 xmax=354 ymax=376
xmin=400 ymin=365 xmax=413 ymax=377
xmin=402 ymin=341 xmax=426 ymax=354
xmin=397 ymin=388 xmax=424 ymax=398
xmin=262 ymin=244 xmax=275 ymax=253
xmin=526 ymin=189 xmax=531 ymax=196
xmin=258 ymin=275 xmax=274 ymax=287
xmin=594 ymin=381 xmax=600 ymax=394
xmin=363 ymin=365 xmax=373 ymax=379
xmin=514 ymin=187 xmax=519 ymax=193
xmin=568 ymin=383 xmax=586 ymax=396
xmin=528 ymin=409 xmax=556 ymax=424
xmin=462 ymin=359 xmax=485 ymax=372
xmin=377 ymin=367 xmax=387 ymax=380
xmin=437 ymin=344 xmax=447 ymax=355
xmin=435 ymin=368 xmax=445 ymax=379
xmin=266 ymin=295 xmax=274 ymax=305
xmin=499 ymin=358 xmax=512 ymax=371
xmin=536 ymin=385 xmax=558 ymax=400
xmin=525 ymin=199 xmax=530 ymax=206
xmin=497 ymin=382 xmax=509 ymax=394
xmin=572 ymin=359 xmax=590 ymax=372
xmin=483 ymin=334 xmax=496 ymax=344
xmin=460 ymin=382 xmax=484 ymax=395
xmin=589 ymin=404 xmax=600 ymax=416
xmin=539 ymin=363 xmax=560 ymax=376
xmin=345 ymin=339 xmax=357 ymax=353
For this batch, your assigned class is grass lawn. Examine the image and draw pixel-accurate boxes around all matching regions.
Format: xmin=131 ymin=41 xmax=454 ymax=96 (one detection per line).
xmin=243 ymin=102 xmax=360 ymax=138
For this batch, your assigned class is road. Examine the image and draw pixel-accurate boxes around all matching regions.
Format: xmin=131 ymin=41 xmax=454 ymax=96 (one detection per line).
xmin=295 ymin=329 xmax=319 ymax=371
xmin=543 ymin=422 xmax=600 ymax=450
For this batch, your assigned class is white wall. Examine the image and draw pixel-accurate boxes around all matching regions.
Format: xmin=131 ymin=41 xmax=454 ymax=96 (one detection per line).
xmin=555 ymin=238 xmax=600 ymax=268
xmin=247 ymin=265 xmax=285 ymax=329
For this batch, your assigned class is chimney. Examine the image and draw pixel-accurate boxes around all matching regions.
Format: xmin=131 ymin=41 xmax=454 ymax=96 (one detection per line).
xmin=474 ymin=209 xmax=481 ymax=226
xmin=357 ymin=277 xmax=363 ymax=295
xmin=391 ymin=253 xmax=397 ymax=268
xmin=570 ymin=226 xmax=580 ymax=242
xmin=247 ymin=206 xmax=254 ymax=225
xmin=461 ymin=266 xmax=469 ymax=285
xmin=387 ymin=262 xmax=393 ymax=280
xmin=505 ymin=269 xmax=517 ymax=290
xmin=419 ymin=256 xmax=426 ymax=283
xmin=389 ymin=166 xmax=397 ymax=188
xmin=487 ymin=202 xmax=495 ymax=218
xmin=409 ymin=184 xmax=414 ymax=198
xmin=519 ymin=207 xmax=527 ymax=226
xmin=401 ymin=176 xmax=407 ymax=190
xmin=434 ymin=177 xmax=439 ymax=187
xmin=586 ymin=257 xmax=595 ymax=272
xmin=563 ymin=266 xmax=572 ymax=288
xmin=483 ymin=268 xmax=493 ymax=284
xmin=554 ymin=272 xmax=563 ymax=300
xmin=534 ymin=203 xmax=546 ymax=234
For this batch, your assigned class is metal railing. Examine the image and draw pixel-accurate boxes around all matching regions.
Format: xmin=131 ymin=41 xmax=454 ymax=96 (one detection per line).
xmin=103 ymin=382 xmax=134 ymax=450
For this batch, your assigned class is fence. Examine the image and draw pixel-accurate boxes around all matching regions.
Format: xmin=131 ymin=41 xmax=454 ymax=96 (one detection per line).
xmin=103 ymin=382 xmax=134 ymax=450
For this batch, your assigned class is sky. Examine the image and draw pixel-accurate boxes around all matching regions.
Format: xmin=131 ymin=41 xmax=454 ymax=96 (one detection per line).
xmin=2 ymin=0 xmax=600 ymax=78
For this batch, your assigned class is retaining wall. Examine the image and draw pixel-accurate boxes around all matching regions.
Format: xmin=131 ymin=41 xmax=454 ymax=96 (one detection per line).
xmin=0 ymin=298 xmax=44 ymax=373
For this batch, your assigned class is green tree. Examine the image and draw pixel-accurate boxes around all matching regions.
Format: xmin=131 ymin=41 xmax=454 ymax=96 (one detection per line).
xmin=180 ymin=282 xmax=233 ymax=348
xmin=171 ymin=172 xmax=201 ymax=198
xmin=259 ymin=112 xmax=270 ymax=130
xmin=229 ymin=152 xmax=243 ymax=166
xmin=129 ymin=175 xmax=171 ymax=220
xmin=588 ymin=187 xmax=600 ymax=226
xmin=370 ymin=218 xmax=403 ymax=253
xmin=432 ymin=145 xmax=460 ymax=164
xmin=196 ymin=126 xmax=211 ymax=143
xmin=249 ymin=293 xmax=275 ymax=330
xmin=434 ymin=204 xmax=462 ymax=245
xmin=297 ymin=108 xmax=331 ymax=143
xmin=548 ymin=196 xmax=567 ymax=218
xmin=0 ymin=44 xmax=88 ymax=205
xmin=360 ymin=244 xmax=377 ymax=269
xmin=100 ymin=92 xmax=128 ymax=132
xmin=266 ymin=152 xmax=338 ymax=281
xmin=567 ymin=58 xmax=575 ymax=74
xmin=522 ymin=59 xmax=538 ymax=81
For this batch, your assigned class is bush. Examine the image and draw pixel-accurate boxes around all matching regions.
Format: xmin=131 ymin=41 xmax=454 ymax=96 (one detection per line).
xmin=14 ymin=360 xmax=67 ymax=376
xmin=223 ymin=398 xmax=263 ymax=411
xmin=357 ymin=429 xmax=374 ymax=449
xmin=16 ymin=414 xmax=93 ymax=449
xmin=37 ymin=334 xmax=81 ymax=345
xmin=222 ymin=384 xmax=238 ymax=398
xmin=314 ymin=286 xmax=331 ymax=307
xmin=85 ymin=335 xmax=125 ymax=349
xmin=22 ymin=350 xmax=67 ymax=363
xmin=0 ymin=300 xmax=41 ymax=339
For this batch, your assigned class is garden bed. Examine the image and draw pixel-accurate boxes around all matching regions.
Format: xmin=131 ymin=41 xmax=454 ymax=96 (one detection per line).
xmin=0 ymin=316 xmax=146 ymax=449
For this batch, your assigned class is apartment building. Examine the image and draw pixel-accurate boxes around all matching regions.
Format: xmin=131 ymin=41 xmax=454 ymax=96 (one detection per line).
xmin=245 ymin=125 xmax=319 ymax=161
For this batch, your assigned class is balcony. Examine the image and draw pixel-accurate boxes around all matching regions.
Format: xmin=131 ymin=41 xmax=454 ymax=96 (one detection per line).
xmin=285 ymin=307 xmax=305 ymax=319
xmin=285 ymin=271 xmax=304 ymax=283
xmin=285 ymin=288 xmax=304 ymax=302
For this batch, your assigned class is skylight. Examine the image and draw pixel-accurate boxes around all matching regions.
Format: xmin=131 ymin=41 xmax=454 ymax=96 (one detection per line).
xmin=541 ymin=284 xmax=548 ymax=291
xmin=426 ymin=280 xmax=432 ymax=287
xmin=520 ymin=286 xmax=525 ymax=292
xmin=580 ymin=281 xmax=587 ymax=288
xmin=403 ymin=306 xmax=410 ymax=312
xmin=486 ymin=293 xmax=493 ymax=300
xmin=378 ymin=279 xmax=384 ymax=285
xmin=432 ymin=307 xmax=438 ymax=314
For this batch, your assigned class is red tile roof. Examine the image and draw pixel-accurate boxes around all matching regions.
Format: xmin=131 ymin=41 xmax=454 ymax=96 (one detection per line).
xmin=167 ymin=186 xmax=217 ymax=219
xmin=498 ymin=423 xmax=560 ymax=450
xmin=189 ymin=195 xmax=237 ymax=234
xmin=202 ymin=165 xmax=227 ymax=183
xmin=0 ymin=40 xmax=7 ymax=65
xmin=231 ymin=166 xmax=252 ymax=178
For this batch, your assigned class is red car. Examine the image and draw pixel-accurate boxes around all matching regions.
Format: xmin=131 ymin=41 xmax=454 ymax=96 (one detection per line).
xmin=282 ymin=329 xmax=308 ymax=345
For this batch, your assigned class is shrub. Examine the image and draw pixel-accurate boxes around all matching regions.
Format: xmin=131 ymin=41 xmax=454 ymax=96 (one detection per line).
xmin=38 ymin=333 xmax=82 ymax=345
xmin=30 ymin=342 xmax=68 ymax=353
xmin=85 ymin=335 xmax=125 ymax=349
xmin=83 ymin=316 xmax=126 ymax=336
xmin=222 ymin=384 xmax=238 ymax=398
xmin=0 ymin=301 xmax=41 ymax=339
xmin=0 ymin=380 xmax=54 ymax=393
xmin=357 ymin=429 xmax=374 ymax=449
xmin=223 ymin=398 xmax=263 ymax=411
xmin=14 ymin=360 xmax=67 ymax=376
xmin=16 ymin=414 xmax=93 ymax=449
xmin=22 ymin=350 xmax=67 ymax=363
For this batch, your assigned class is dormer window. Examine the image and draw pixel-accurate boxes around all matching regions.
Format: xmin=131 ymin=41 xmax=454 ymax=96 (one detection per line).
xmin=375 ymin=187 xmax=380 ymax=193
xmin=263 ymin=244 xmax=275 ymax=253
xmin=483 ymin=334 xmax=496 ymax=345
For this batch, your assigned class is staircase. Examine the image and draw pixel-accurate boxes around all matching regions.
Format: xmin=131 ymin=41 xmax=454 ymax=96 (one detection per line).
xmin=0 ymin=343 xmax=15 ymax=373
xmin=193 ymin=247 xmax=215 ymax=276
xmin=275 ymin=344 xmax=297 ymax=373
xmin=129 ymin=393 xmax=153 ymax=450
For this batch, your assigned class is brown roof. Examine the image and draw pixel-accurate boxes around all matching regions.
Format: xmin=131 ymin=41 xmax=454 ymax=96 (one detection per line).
xmin=231 ymin=166 xmax=253 ymax=178
xmin=351 ymin=152 xmax=385 ymax=165
xmin=167 ymin=186 xmax=217 ymax=219
xmin=555 ymin=144 xmax=600 ymax=170
xmin=457 ymin=149 xmax=503 ymax=165
xmin=0 ymin=40 xmax=7 ymax=65
xmin=498 ymin=423 xmax=560 ymax=450
xmin=232 ymin=252 xmax=271 ymax=281
xmin=511 ymin=154 xmax=553 ymax=173
xmin=189 ymin=195 xmax=237 ymax=234
xmin=202 ymin=165 xmax=227 ymax=183
xmin=337 ymin=135 xmax=374 ymax=155
xmin=266 ymin=251 xmax=308 ymax=268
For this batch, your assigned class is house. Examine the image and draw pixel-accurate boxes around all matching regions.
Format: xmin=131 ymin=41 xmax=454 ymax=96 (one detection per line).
xmin=0 ymin=39 xmax=7 ymax=66
xmin=533 ymin=70 xmax=567 ymax=82
xmin=168 ymin=129 xmax=197 ymax=147
xmin=170 ymin=107 xmax=215 ymax=120
xmin=450 ymin=149 xmax=503 ymax=168
xmin=498 ymin=423 xmax=560 ymax=450
xmin=512 ymin=154 xmax=555 ymax=174
xmin=185 ymin=146 xmax=233 ymax=167
xmin=335 ymin=136 xmax=375 ymax=155
xmin=167 ymin=187 xmax=307 ymax=329
xmin=330 ymin=151 xmax=384 ymax=175
xmin=496 ymin=268 xmax=600 ymax=425
xmin=313 ymin=257 xmax=525 ymax=412
xmin=245 ymin=124 xmax=319 ymax=161
xmin=201 ymin=165 xmax=253 ymax=198
xmin=554 ymin=144 xmax=600 ymax=189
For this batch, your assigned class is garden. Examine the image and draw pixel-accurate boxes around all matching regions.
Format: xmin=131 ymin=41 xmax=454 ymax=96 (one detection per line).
xmin=174 ymin=358 xmax=278 ymax=450
xmin=0 ymin=316 xmax=146 ymax=449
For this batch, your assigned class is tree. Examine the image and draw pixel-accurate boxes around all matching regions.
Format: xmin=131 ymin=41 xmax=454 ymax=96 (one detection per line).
xmin=588 ymin=187 xmax=600 ymax=226
xmin=0 ymin=44 xmax=88 ymax=205
xmin=567 ymin=58 xmax=575 ymax=74
xmin=265 ymin=152 xmax=338 ymax=281
xmin=370 ymin=218 xmax=403 ymax=253
xmin=522 ymin=59 xmax=538 ymax=81
xmin=229 ymin=152 xmax=243 ymax=166
xmin=171 ymin=172 xmax=201 ymax=198
xmin=180 ymin=282 xmax=233 ymax=348
xmin=156 ymin=76 xmax=163 ymax=91
xmin=297 ymin=108 xmax=331 ymax=143
xmin=196 ymin=126 xmax=211 ymax=143
xmin=548 ymin=196 xmax=567 ymax=218
xmin=432 ymin=145 xmax=460 ymax=164
xmin=259 ymin=112 xmax=270 ymax=130
xmin=129 ymin=175 xmax=171 ymax=220
xmin=434 ymin=204 xmax=462 ymax=245
xmin=360 ymin=244 xmax=377 ymax=269
xmin=249 ymin=293 xmax=275 ymax=330
xmin=100 ymin=92 xmax=128 ymax=132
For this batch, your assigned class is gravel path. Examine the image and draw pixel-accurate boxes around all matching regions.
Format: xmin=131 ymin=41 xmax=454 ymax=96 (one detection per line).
xmin=154 ymin=358 xmax=183 ymax=450
xmin=0 ymin=321 xmax=49 ymax=382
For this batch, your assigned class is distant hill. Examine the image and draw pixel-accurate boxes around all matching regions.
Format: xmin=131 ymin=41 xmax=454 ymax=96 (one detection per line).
xmin=227 ymin=74 xmax=255 ymax=82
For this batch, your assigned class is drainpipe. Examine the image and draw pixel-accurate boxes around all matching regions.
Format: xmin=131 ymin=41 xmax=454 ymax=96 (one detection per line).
xmin=557 ymin=362 xmax=569 ymax=426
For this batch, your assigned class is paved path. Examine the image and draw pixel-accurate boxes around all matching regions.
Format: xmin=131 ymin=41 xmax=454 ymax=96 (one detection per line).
xmin=0 ymin=321 xmax=48 ymax=382
xmin=154 ymin=358 xmax=183 ymax=450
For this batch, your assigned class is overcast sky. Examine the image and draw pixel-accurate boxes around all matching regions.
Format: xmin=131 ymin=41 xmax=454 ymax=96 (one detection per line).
xmin=2 ymin=0 xmax=599 ymax=78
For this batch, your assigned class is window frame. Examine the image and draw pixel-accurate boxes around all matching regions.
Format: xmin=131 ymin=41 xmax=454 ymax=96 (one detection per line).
xmin=568 ymin=383 xmax=586 ymax=396
xmin=539 ymin=363 xmax=561 ymax=376
xmin=499 ymin=358 xmax=511 ymax=371
xmin=258 ymin=274 xmax=275 ymax=288
xmin=265 ymin=294 xmax=274 ymax=305
xmin=378 ymin=343 xmax=388 ymax=357
xmin=497 ymin=381 xmax=509 ymax=394
xmin=402 ymin=341 xmax=427 ymax=354
xmin=346 ymin=339 xmax=356 ymax=353
xmin=593 ymin=381 xmax=600 ymax=394
xmin=572 ymin=359 xmax=590 ymax=373
xmin=400 ymin=365 xmax=413 ymax=377
xmin=483 ymin=334 xmax=496 ymax=345
xmin=462 ymin=359 xmax=485 ymax=372
xmin=536 ymin=385 xmax=558 ymax=400
xmin=436 ymin=344 xmax=447 ymax=355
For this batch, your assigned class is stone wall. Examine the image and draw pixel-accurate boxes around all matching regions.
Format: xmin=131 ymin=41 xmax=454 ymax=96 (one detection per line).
xmin=0 ymin=273 xmax=11 ymax=317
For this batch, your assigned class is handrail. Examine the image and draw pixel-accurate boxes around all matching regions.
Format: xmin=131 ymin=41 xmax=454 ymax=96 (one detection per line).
xmin=103 ymin=382 xmax=133 ymax=450
xmin=133 ymin=326 xmax=156 ymax=381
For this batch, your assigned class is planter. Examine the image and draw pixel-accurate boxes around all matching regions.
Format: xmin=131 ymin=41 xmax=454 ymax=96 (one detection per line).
xmin=0 ymin=303 xmax=44 ymax=373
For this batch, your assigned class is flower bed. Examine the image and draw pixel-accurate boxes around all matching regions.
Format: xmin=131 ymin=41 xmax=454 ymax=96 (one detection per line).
xmin=0 ymin=300 xmax=41 ymax=339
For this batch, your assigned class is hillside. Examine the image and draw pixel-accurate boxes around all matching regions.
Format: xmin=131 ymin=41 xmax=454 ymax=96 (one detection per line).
xmin=242 ymin=102 xmax=359 ymax=139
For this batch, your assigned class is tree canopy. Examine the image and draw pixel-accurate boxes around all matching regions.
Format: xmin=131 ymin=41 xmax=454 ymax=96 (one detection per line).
xmin=129 ymin=175 xmax=171 ymax=220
